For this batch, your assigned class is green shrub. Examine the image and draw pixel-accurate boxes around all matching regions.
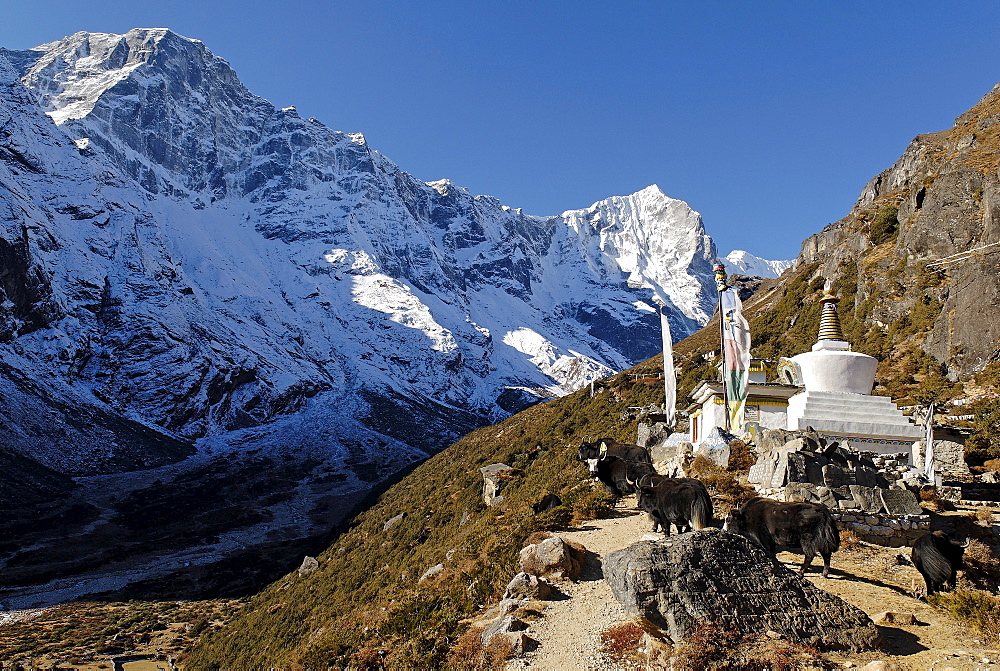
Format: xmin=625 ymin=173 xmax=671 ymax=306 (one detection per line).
xmin=965 ymin=398 xmax=1000 ymax=461
xmin=570 ymin=489 xmax=616 ymax=520
xmin=530 ymin=505 xmax=574 ymax=530
xmin=869 ymin=205 xmax=899 ymax=245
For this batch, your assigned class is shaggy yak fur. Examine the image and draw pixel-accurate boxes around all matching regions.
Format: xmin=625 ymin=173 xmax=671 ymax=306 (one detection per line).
xmin=637 ymin=477 xmax=713 ymax=534
xmin=587 ymin=454 xmax=656 ymax=497
xmin=577 ymin=437 xmax=651 ymax=477
xmin=911 ymin=530 xmax=965 ymax=596
xmin=724 ymin=497 xmax=840 ymax=578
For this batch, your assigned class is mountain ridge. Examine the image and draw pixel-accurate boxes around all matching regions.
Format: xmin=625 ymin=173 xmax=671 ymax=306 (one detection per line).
xmin=0 ymin=27 xmax=777 ymax=605
xmin=0 ymin=29 xmax=720 ymax=469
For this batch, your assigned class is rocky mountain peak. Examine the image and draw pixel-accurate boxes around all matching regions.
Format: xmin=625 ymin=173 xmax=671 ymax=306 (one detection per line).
xmin=0 ymin=28 xmax=734 ymax=483
xmin=22 ymin=29 xmax=215 ymax=124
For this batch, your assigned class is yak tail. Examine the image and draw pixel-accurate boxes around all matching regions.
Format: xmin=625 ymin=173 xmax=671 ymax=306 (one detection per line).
xmin=816 ymin=510 xmax=840 ymax=553
xmin=689 ymin=488 xmax=713 ymax=531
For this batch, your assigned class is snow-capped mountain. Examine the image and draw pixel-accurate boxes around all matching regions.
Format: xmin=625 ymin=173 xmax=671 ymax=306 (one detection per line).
xmin=0 ymin=28 xmax=719 ymax=482
xmin=724 ymin=249 xmax=793 ymax=278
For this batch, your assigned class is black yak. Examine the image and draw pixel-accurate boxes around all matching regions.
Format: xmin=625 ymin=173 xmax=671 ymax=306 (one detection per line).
xmin=723 ymin=497 xmax=840 ymax=578
xmin=911 ymin=530 xmax=966 ymax=596
xmin=637 ymin=477 xmax=713 ymax=534
xmin=531 ymin=493 xmax=563 ymax=514
xmin=590 ymin=454 xmax=655 ymax=497
xmin=577 ymin=437 xmax=651 ymax=477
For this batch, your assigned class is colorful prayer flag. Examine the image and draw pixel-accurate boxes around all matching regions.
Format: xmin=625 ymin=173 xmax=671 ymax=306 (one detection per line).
xmin=721 ymin=288 xmax=751 ymax=431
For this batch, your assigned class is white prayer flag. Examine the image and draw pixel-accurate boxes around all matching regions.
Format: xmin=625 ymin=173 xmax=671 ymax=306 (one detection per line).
xmin=660 ymin=307 xmax=676 ymax=426
xmin=924 ymin=403 xmax=935 ymax=483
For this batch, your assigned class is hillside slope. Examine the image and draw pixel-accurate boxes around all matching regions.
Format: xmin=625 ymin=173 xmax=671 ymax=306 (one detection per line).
xmin=185 ymin=369 xmax=673 ymax=668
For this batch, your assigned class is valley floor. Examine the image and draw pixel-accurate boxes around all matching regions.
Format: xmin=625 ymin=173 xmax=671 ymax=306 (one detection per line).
xmin=507 ymin=500 xmax=1000 ymax=670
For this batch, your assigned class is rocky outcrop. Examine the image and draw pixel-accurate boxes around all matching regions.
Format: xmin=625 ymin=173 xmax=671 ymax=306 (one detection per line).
xmin=604 ymin=530 xmax=879 ymax=652
xmin=297 ymin=556 xmax=319 ymax=575
xmin=480 ymin=463 xmax=516 ymax=506
xmin=793 ymin=82 xmax=1000 ymax=379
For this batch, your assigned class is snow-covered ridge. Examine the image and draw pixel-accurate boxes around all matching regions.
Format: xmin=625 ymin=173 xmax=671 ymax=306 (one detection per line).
xmin=725 ymin=249 xmax=793 ymax=278
xmin=0 ymin=28 xmax=721 ymax=477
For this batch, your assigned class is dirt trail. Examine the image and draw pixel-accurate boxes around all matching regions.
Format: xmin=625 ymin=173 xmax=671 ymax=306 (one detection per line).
xmin=508 ymin=500 xmax=1000 ymax=670
xmin=509 ymin=510 xmax=650 ymax=670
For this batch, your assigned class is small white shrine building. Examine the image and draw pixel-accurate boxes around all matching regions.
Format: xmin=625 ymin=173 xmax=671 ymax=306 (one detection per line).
xmin=689 ymin=283 xmax=924 ymax=455
xmin=689 ymin=360 xmax=799 ymax=443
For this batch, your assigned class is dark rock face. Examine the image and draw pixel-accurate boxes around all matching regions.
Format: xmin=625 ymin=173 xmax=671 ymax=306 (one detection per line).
xmin=604 ymin=530 xmax=879 ymax=652
xmin=794 ymin=83 xmax=1000 ymax=379
xmin=0 ymin=231 xmax=64 ymax=341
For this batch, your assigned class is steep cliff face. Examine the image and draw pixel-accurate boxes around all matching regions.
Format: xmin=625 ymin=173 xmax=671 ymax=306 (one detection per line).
xmin=794 ymin=83 xmax=1000 ymax=379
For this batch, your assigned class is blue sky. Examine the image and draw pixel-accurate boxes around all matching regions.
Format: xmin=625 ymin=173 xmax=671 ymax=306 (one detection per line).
xmin=3 ymin=2 xmax=1000 ymax=260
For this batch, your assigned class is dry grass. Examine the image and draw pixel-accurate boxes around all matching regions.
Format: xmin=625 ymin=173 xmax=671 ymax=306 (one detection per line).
xmin=661 ymin=622 xmax=829 ymax=670
xmin=963 ymin=539 xmax=1000 ymax=591
xmin=689 ymin=454 xmax=720 ymax=477
xmin=0 ymin=599 xmax=242 ymax=664
xmin=929 ymin=589 xmax=1000 ymax=644
xmin=599 ymin=621 xmax=645 ymax=666
xmin=686 ymin=455 xmax=757 ymax=518
xmin=727 ymin=439 xmax=757 ymax=471
xmin=839 ymin=528 xmax=864 ymax=551
xmin=444 ymin=626 xmax=516 ymax=670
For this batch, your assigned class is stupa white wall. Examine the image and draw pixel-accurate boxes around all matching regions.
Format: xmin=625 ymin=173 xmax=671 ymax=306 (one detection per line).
xmin=784 ymin=293 xmax=923 ymax=455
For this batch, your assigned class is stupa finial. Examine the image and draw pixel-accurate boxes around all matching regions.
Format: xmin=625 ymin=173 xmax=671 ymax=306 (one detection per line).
xmin=817 ymin=279 xmax=845 ymax=341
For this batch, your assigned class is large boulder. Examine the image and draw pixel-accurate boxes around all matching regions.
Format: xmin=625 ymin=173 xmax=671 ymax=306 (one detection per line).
xmin=503 ymin=571 xmax=554 ymax=601
xmin=518 ymin=536 xmax=585 ymax=580
xmin=481 ymin=615 xmax=534 ymax=654
xmin=637 ymin=422 xmax=673 ymax=450
xmin=604 ymin=530 xmax=879 ymax=652
xmin=657 ymin=441 xmax=695 ymax=478
xmin=756 ymin=428 xmax=801 ymax=454
xmin=912 ymin=439 xmax=971 ymax=477
xmin=694 ymin=427 xmax=732 ymax=468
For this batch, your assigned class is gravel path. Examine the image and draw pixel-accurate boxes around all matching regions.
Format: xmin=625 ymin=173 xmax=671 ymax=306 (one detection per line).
xmin=508 ymin=502 xmax=649 ymax=670
xmin=504 ymin=499 xmax=1000 ymax=670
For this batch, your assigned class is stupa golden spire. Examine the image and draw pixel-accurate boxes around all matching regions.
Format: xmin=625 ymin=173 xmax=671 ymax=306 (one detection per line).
xmin=818 ymin=279 xmax=845 ymax=341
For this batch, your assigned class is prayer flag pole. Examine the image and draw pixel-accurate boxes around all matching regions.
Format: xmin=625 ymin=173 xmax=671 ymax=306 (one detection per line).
xmin=714 ymin=263 xmax=731 ymax=431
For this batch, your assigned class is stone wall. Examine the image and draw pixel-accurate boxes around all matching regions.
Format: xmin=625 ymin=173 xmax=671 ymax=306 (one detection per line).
xmin=831 ymin=511 xmax=930 ymax=548
xmin=912 ymin=439 xmax=971 ymax=478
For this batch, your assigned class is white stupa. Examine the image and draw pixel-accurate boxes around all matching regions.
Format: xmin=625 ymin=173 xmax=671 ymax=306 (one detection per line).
xmin=784 ymin=282 xmax=924 ymax=454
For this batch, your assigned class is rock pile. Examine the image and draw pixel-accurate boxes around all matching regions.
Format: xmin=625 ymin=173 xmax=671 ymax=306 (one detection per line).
xmin=748 ymin=428 xmax=924 ymax=515
xmin=476 ymin=537 xmax=583 ymax=655
xmin=604 ymin=530 xmax=879 ymax=652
